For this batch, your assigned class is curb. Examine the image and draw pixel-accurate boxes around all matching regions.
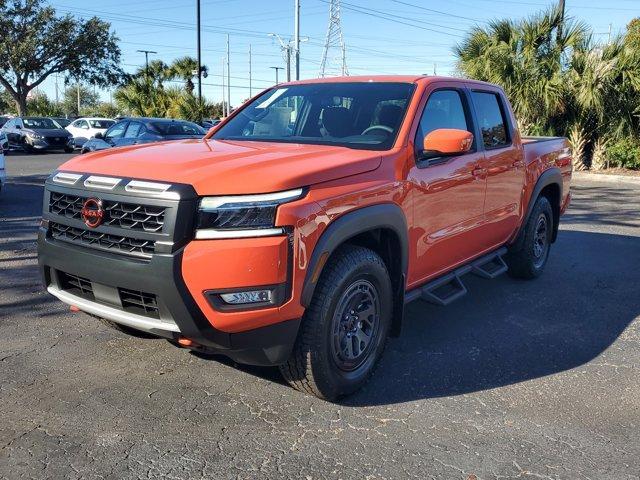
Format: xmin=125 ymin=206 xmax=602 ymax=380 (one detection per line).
xmin=573 ymin=171 xmax=640 ymax=185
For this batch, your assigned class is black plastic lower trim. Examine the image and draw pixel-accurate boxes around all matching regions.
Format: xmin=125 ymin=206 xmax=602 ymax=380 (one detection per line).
xmin=38 ymin=229 xmax=300 ymax=366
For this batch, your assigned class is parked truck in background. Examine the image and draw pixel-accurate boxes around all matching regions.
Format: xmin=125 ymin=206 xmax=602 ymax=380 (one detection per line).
xmin=37 ymin=76 xmax=572 ymax=400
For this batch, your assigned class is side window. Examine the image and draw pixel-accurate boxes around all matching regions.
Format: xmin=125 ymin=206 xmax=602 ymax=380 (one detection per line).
xmin=5 ymin=119 xmax=15 ymax=129
xmin=80 ymin=120 xmax=90 ymax=129
xmin=124 ymin=122 xmax=142 ymax=138
xmin=470 ymin=91 xmax=509 ymax=148
xmin=105 ymin=122 xmax=127 ymax=140
xmin=415 ymin=90 xmax=470 ymax=150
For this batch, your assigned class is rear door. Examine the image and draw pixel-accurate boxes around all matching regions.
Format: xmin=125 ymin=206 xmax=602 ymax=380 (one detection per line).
xmin=103 ymin=121 xmax=128 ymax=147
xmin=468 ymin=87 xmax=525 ymax=246
xmin=407 ymin=84 xmax=487 ymax=284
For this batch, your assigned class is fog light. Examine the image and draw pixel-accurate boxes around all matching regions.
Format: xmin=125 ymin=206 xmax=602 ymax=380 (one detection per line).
xmin=220 ymin=289 xmax=272 ymax=305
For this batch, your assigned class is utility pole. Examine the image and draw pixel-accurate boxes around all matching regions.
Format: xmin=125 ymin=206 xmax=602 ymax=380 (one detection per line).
xmin=269 ymin=33 xmax=293 ymax=82
xmin=294 ymin=0 xmax=301 ymax=80
xmin=76 ymin=83 xmax=80 ymax=115
xmin=54 ymin=74 xmax=59 ymax=105
xmin=137 ymin=49 xmax=157 ymax=78
xmin=320 ymin=0 xmax=348 ymax=77
xmin=608 ymin=23 xmax=612 ymax=44
xmin=248 ymin=44 xmax=253 ymax=98
xmin=226 ymin=34 xmax=231 ymax=116
xmin=557 ymin=0 xmax=566 ymax=43
xmin=196 ymin=0 xmax=202 ymax=105
xmin=270 ymin=66 xmax=283 ymax=85
xmin=222 ymin=57 xmax=226 ymax=117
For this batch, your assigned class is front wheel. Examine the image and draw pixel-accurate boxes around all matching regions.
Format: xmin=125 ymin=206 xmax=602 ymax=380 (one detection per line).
xmin=64 ymin=147 xmax=74 ymax=153
xmin=506 ymin=196 xmax=553 ymax=279
xmin=280 ymin=245 xmax=392 ymax=401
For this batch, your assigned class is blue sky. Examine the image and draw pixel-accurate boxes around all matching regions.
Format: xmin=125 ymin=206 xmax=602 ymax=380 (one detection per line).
xmin=42 ymin=0 xmax=639 ymax=107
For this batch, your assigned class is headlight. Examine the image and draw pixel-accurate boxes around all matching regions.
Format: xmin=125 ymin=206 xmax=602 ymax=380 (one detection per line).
xmin=195 ymin=188 xmax=305 ymax=239
xmin=26 ymin=132 xmax=43 ymax=140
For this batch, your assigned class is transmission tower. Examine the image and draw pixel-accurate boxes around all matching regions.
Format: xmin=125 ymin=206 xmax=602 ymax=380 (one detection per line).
xmin=319 ymin=0 xmax=348 ymax=77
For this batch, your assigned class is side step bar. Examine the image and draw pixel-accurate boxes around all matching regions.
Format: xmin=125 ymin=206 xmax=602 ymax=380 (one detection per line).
xmin=404 ymin=247 xmax=508 ymax=306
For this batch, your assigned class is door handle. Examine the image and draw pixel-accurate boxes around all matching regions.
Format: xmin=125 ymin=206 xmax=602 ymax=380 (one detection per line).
xmin=512 ymin=160 xmax=525 ymax=168
xmin=472 ymin=167 xmax=486 ymax=177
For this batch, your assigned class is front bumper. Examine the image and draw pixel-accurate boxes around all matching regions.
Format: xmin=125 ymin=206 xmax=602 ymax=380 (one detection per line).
xmin=27 ymin=137 xmax=73 ymax=150
xmin=38 ymin=229 xmax=300 ymax=366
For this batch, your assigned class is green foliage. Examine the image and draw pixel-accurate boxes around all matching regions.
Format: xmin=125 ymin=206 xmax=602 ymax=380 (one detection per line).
xmin=94 ymin=102 xmax=120 ymax=119
xmin=455 ymin=5 xmax=640 ymax=169
xmin=61 ymin=85 xmax=100 ymax=117
xmin=0 ymin=0 xmax=122 ymax=115
xmin=114 ymin=57 xmax=220 ymax=122
xmin=606 ymin=138 xmax=640 ymax=170
xmin=27 ymin=92 xmax=63 ymax=116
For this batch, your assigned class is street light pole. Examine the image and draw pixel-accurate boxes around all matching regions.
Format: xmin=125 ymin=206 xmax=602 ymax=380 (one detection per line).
xmin=196 ymin=0 xmax=202 ymax=105
xmin=270 ymin=66 xmax=283 ymax=85
xmin=248 ymin=44 xmax=252 ymax=98
xmin=294 ymin=0 xmax=300 ymax=80
xmin=226 ymin=34 xmax=231 ymax=116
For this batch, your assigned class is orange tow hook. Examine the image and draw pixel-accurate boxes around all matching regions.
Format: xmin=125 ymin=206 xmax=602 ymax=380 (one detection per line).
xmin=177 ymin=337 xmax=194 ymax=347
xmin=70 ymin=305 xmax=80 ymax=312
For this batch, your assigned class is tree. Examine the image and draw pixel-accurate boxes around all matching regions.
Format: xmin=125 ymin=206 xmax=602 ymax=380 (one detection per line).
xmin=27 ymin=91 xmax=63 ymax=116
xmin=0 ymin=0 xmax=122 ymax=115
xmin=169 ymin=57 xmax=198 ymax=95
xmin=626 ymin=18 xmax=640 ymax=51
xmin=455 ymin=2 xmax=640 ymax=168
xmin=61 ymin=84 xmax=100 ymax=116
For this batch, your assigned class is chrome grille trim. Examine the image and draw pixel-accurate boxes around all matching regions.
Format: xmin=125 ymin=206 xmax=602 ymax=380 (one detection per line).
xmin=84 ymin=175 xmax=121 ymax=190
xmin=53 ymin=172 xmax=82 ymax=185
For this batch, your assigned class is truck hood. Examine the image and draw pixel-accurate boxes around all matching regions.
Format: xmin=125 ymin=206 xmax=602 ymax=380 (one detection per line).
xmin=59 ymin=139 xmax=382 ymax=194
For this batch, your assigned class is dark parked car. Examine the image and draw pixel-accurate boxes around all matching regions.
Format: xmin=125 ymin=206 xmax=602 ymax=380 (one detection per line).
xmin=80 ymin=117 xmax=206 ymax=153
xmin=1 ymin=117 xmax=74 ymax=153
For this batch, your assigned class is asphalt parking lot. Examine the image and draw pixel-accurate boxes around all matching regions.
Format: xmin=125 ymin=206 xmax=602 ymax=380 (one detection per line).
xmin=1 ymin=152 xmax=639 ymax=479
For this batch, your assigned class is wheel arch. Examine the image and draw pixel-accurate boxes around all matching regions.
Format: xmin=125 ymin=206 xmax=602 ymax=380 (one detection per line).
xmin=300 ymin=203 xmax=409 ymax=336
xmin=514 ymin=167 xmax=563 ymax=248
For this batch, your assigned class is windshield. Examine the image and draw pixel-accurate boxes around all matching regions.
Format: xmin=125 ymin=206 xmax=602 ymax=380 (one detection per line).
xmin=213 ymin=82 xmax=414 ymax=150
xmin=152 ymin=121 xmax=205 ymax=136
xmin=89 ymin=119 xmax=115 ymax=129
xmin=23 ymin=118 xmax=59 ymax=129
xmin=54 ymin=118 xmax=71 ymax=127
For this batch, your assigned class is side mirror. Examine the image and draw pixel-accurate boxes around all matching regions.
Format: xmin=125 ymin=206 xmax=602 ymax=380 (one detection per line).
xmin=94 ymin=132 xmax=104 ymax=139
xmin=422 ymin=128 xmax=473 ymax=158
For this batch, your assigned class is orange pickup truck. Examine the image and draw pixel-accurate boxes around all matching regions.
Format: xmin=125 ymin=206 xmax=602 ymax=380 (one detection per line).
xmin=38 ymin=76 xmax=572 ymax=400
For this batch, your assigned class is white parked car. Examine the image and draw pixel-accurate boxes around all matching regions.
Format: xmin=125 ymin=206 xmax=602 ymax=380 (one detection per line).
xmin=66 ymin=117 xmax=116 ymax=149
xmin=0 ymin=149 xmax=5 ymax=193
xmin=0 ymin=130 xmax=8 ymax=153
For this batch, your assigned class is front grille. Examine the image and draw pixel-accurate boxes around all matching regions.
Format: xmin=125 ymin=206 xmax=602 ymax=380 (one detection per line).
xmin=49 ymin=192 xmax=166 ymax=233
xmin=59 ymin=271 xmax=94 ymax=299
xmin=46 ymin=136 xmax=68 ymax=146
xmin=50 ymin=222 xmax=155 ymax=257
xmin=119 ymin=288 xmax=160 ymax=318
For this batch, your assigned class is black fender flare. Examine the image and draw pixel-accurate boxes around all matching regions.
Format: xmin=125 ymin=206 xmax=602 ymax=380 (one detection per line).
xmin=514 ymin=167 xmax=563 ymax=248
xmin=300 ymin=203 xmax=409 ymax=309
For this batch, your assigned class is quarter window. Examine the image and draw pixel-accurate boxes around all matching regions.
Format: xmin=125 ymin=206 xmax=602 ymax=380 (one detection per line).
xmin=471 ymin=91 xmax=509 ymax=148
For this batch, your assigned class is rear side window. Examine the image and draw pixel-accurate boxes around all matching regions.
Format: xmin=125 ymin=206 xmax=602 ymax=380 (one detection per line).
xmin=471 ymin=91 xmax=509 ymax=148
xmin=124 ymin=122 xmax=144 ymax=138
xmin=415 ymin=90 xmax=470 ymax=152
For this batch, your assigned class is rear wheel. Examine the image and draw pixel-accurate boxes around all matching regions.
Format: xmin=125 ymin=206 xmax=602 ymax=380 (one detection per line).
xmin=280 ymin=245 xmax=392 ymax=400
xmin=506 ymin=196 xmax=553 ymax=279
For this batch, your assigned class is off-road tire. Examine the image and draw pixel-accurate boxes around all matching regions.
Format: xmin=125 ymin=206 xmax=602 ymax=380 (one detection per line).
xmin=280 ymin=245 xmax=393 ymax=401
xmin=506 ymin=196 xmax=553 ymax=279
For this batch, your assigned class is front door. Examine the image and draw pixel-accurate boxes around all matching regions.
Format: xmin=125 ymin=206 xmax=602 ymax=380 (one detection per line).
xmin=407 ymin=85 xmax=487 ymax=287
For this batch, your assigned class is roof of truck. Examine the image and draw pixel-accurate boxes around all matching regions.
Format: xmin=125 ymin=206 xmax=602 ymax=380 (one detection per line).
xmin=278 ymin=75 xmax=499 ymax=88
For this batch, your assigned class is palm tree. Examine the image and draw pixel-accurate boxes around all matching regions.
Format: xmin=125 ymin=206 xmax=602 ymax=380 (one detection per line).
xmin=168 ymin=56 xmax=208 ymax=95
xmin=455 ymin=3 xmax=640 ymax=168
